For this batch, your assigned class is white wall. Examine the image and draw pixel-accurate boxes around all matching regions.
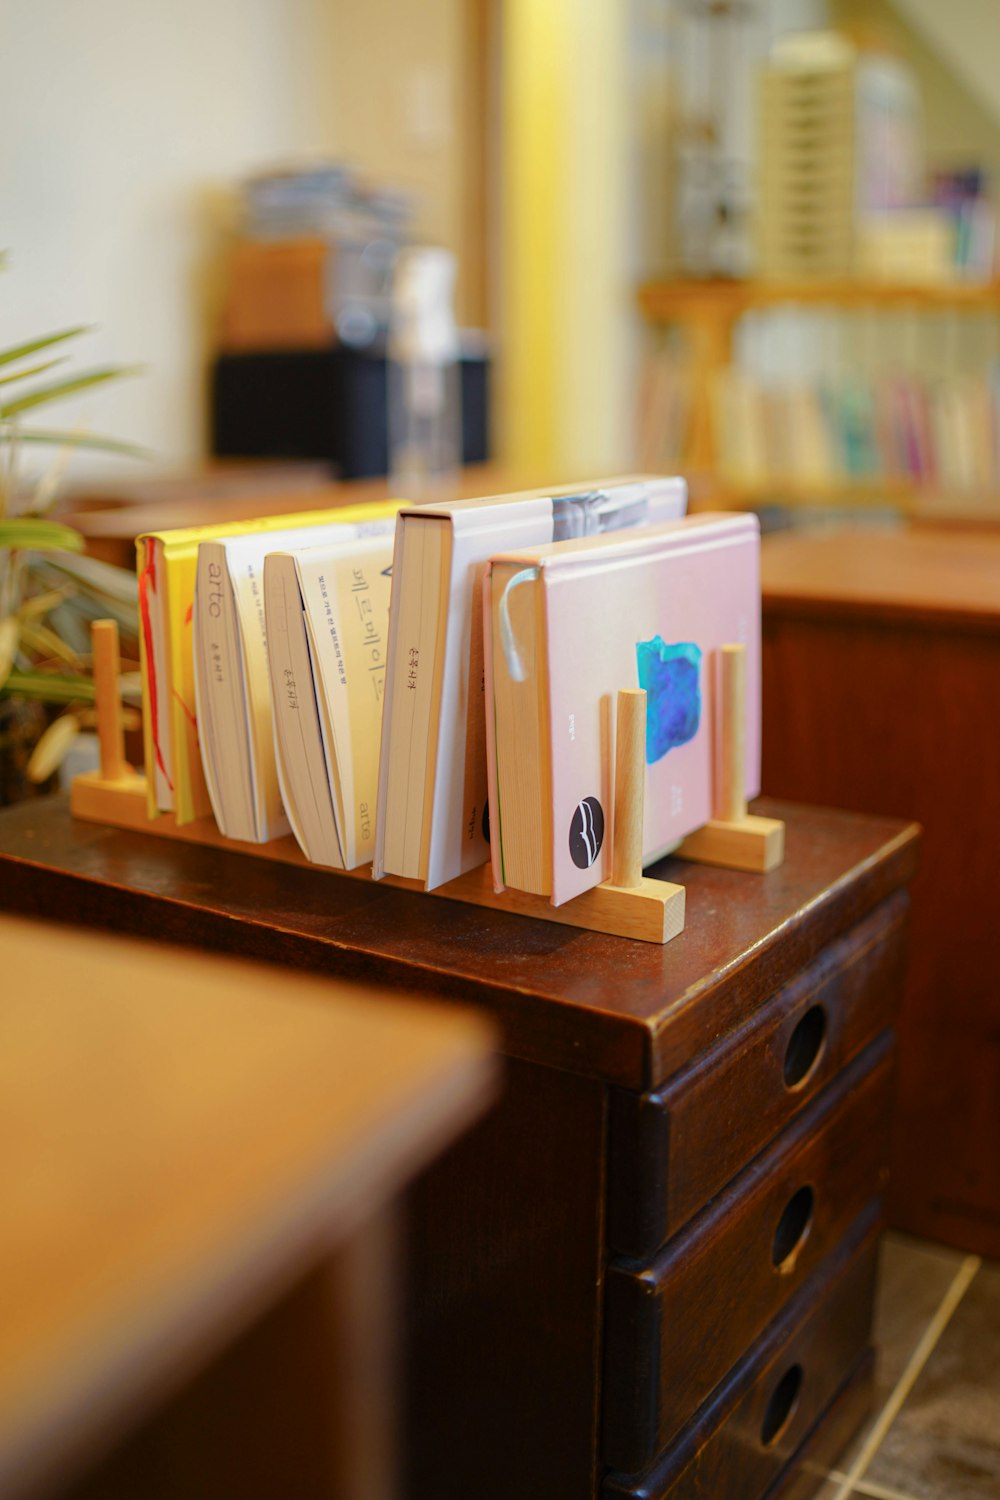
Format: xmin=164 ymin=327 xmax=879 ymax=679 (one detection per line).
xmin=2 ymin=0 xmax=338 ymax=484
xmin=890 ymin=0 xmax=1000 ymax=133
xmin=833 ymin=0 xmax=1000 ymax=198
xmin=329 ymin=0 xmax=472 ymax=312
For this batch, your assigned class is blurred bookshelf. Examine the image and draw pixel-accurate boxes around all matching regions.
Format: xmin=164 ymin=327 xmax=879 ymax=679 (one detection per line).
xmin=636 ymin=278 xmax=1000 ymax=521
xmin=639 ymin=279 xmax=1000 ymax=316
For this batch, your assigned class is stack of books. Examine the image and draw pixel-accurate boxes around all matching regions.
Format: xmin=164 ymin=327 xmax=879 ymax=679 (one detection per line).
xmin=138 ymin=475 xmax=764 ymax=908
xmin=711 ymin=364 xmax=1000 ymax=493
xmin=638 ymin=304 xmax=1000 ymax=497
xmin=240 ymin=160 xmax=413 ymax=244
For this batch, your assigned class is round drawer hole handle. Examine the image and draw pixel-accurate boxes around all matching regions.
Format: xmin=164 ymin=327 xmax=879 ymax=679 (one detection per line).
xmin=772 ymin=1184 xmax=815 ymax=1269
xmin=783 ymin=1005 xmax=827 ymax=1090
xmin=761 ymin=1363 xmax=803 ymax=1447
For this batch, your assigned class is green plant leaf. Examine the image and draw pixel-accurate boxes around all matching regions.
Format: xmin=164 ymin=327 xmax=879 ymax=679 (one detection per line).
xmin=18 ymin=586 xmax=74 ymax=620
xmin=34 ymin=552 xmax=138 ymax=605
xmin=79 ymin=703 xmax=142 ymax=732
xmin=1 ymin=669 xmax=96 ymax=704
xmin=9 ymin=428 xmax=151 ymax=460
xmin=0 ymin=518 xmax=84 ymax=553
xmin=37 ymin=584 xmax=137 ymax=643
xmin=0 ymin=326 xmax=90 ymax=371
xmin=19 ymin=617 xmax=84 ymax=668
xmin=43 ymin=602 xmax=92 ymax=656
xmin=0 ymin=357 xmax=68 ymax=388
xmin=0 ymin=364 xmax=142 ymax=419
xmin=0 ymin=616 xmax=19 ymax=690
xmin=27 ymin=711 xmax=81 ymax=782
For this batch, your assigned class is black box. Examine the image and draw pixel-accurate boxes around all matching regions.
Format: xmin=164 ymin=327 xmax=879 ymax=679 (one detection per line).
xmin=211 ymin=346 xmax=489 ymax=480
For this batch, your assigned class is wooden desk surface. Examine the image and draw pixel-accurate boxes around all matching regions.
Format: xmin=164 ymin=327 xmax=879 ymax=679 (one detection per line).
xmin=59 ymin=465 xmax=562 ymax=569
xmin=0 ymin=797 xmax=919 ymax=1092
xmin=761 ymin=525 xmax=1000 ymax=631
xmin=0 ymin=916 xmax=495 ymax=1500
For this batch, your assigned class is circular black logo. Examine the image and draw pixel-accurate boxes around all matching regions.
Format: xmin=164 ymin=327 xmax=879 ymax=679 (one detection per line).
xmin=569 ymin=797 xmax=605 ymax=869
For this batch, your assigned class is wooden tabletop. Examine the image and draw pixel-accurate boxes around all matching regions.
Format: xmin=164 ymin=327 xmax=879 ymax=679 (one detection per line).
xmin=761 ymin=525 xmax=1000 ymax=631
xmin=58 ymin=465 xmax=564 ymax=569
xmin=0 ymin=915 xmax=496 ymax=1500
xmin=0 ymin=797 xmax=919 ymax=1091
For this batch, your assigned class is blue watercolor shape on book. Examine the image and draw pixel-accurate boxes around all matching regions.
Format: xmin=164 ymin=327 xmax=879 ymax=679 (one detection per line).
xmin=635 ymin=638 xmax=702 ymax=764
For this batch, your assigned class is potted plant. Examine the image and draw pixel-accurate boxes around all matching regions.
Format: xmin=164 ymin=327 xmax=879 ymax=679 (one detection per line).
xmin=0 ymin=318 xmax=144 ymax=804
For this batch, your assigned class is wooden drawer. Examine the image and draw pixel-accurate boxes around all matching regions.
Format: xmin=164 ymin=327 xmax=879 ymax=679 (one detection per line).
xmin=608 ymin=893 xmax=905 ymax=1258
xmin=602 ymin=1039 xmax=892 ymax=1473
xmin=603 ymin=1210 xmax=880 ymax=1499
xmin=764 ymin=1348 xmax=875 ymax=1500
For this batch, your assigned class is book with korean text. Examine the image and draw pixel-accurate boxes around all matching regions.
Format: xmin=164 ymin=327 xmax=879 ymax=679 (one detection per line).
xmin=264 ymin=532 xmax=394 ymax=869
xmin=192 ymin=515 xmax=396 ymax=844
xmin=373 ymin=476 xmax=687 ymax=890
xmin=136 ymin=499 xmax=399 ymax=826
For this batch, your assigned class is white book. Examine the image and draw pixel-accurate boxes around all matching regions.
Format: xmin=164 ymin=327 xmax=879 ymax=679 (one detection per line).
xmin=192 ymin=517 xmax=394 ymax=844
xmin=373 ymin=476 xmax=687 ymax=890
xmin=264 ymin=532 xmax=395 ymax=870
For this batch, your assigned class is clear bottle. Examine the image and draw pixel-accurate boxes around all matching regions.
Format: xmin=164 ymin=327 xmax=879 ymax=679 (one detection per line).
xmin=388 ymin=247 xmax=462 ymax=496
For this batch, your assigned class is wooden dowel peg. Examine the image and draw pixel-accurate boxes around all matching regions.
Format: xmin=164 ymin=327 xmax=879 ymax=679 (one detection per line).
xmin=613 ymin=688 xmax=646 ymax=889
xmin=717 ymin=643 xmax=747 ymax=824
xmin=92 ymin=619 xmax=128 ymax=782
xmin=679 ymin=642 xmax=784 ymax=872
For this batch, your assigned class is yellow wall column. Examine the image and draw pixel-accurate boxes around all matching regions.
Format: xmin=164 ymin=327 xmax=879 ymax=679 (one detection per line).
xmin=500 ymin=0 xmax=630 ymax=477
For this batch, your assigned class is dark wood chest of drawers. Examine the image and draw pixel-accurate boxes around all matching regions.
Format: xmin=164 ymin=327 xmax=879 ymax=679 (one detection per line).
xmin=760 ymin=525 xmax=1000 ymax=1257
xmin=0 ymin=797 xmax=919 ymax=1500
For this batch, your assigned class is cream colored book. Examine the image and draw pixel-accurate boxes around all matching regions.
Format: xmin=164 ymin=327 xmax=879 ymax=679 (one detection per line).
xmin=137 ymin=498 xmax=400 ymax=825
xmin=264 ymin=532 xmax=394 ymax=869
xmin=192 ymin=514 xmax=396 ymax=844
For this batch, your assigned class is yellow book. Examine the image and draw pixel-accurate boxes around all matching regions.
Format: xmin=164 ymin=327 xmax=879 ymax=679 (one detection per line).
xmin=137 ymin=499 xmax=402 ymax=826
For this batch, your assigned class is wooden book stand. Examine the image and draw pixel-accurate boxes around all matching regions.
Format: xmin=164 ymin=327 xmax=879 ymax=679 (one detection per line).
xmin=71 ymin=624 xmax=783 ymax=945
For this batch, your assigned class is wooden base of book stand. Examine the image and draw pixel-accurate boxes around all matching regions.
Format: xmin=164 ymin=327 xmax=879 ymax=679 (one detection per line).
xmin=69 ymin=773 xmax=685 ymax=946
xmin=676 ymin=643 xmax=785 ymax=874
xmin=72 ymin=625 xmax=684 ymax=944
xmin=70 ymin=627 xmax=782 ymax=945
xmin=677 ymin=814 xmax=785 ymax=873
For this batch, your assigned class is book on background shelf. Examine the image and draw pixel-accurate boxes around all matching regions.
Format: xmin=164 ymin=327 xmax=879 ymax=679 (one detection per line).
xmin=636 ymin=346 xmax=693 ymax=471
xmin=483 ymin=512 xmax=760 ymax=908
xmin=930 ymin=167 xmax=998 ymax=283
xmin=264 ymin=531 xmax=394 ymax=870
xmin=137 ymin=499 xmax=399 ymax=828
xmin=710 ymin=365 xmax=1000 ymax=495
xmin=638 ymin=276 xmax=1000 ymax=507
xmin=372 ymin=476 xmax=687 ymax=891
xmin=192 ymin=513 xmax=397 ymax=845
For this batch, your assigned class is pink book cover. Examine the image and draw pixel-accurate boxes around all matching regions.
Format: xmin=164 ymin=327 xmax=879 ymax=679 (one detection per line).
xmin=487 ymin=513 xmax=761 ymax=906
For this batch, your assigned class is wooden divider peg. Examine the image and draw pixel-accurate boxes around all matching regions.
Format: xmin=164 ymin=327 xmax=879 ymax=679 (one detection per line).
xmin=612 ymin=688 xmax=646 ymax=889
xmin=91 ymin=619 xmax=129 ymax=782
xmin=717 ymin=642 xmax=747 ymax=824
xmin=678 ymin=642 xmax=784 ymax=873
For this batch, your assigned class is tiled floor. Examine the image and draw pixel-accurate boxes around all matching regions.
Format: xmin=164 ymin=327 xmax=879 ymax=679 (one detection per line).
xmin=807 ymin=1233 xmax=1000 ymax=1500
